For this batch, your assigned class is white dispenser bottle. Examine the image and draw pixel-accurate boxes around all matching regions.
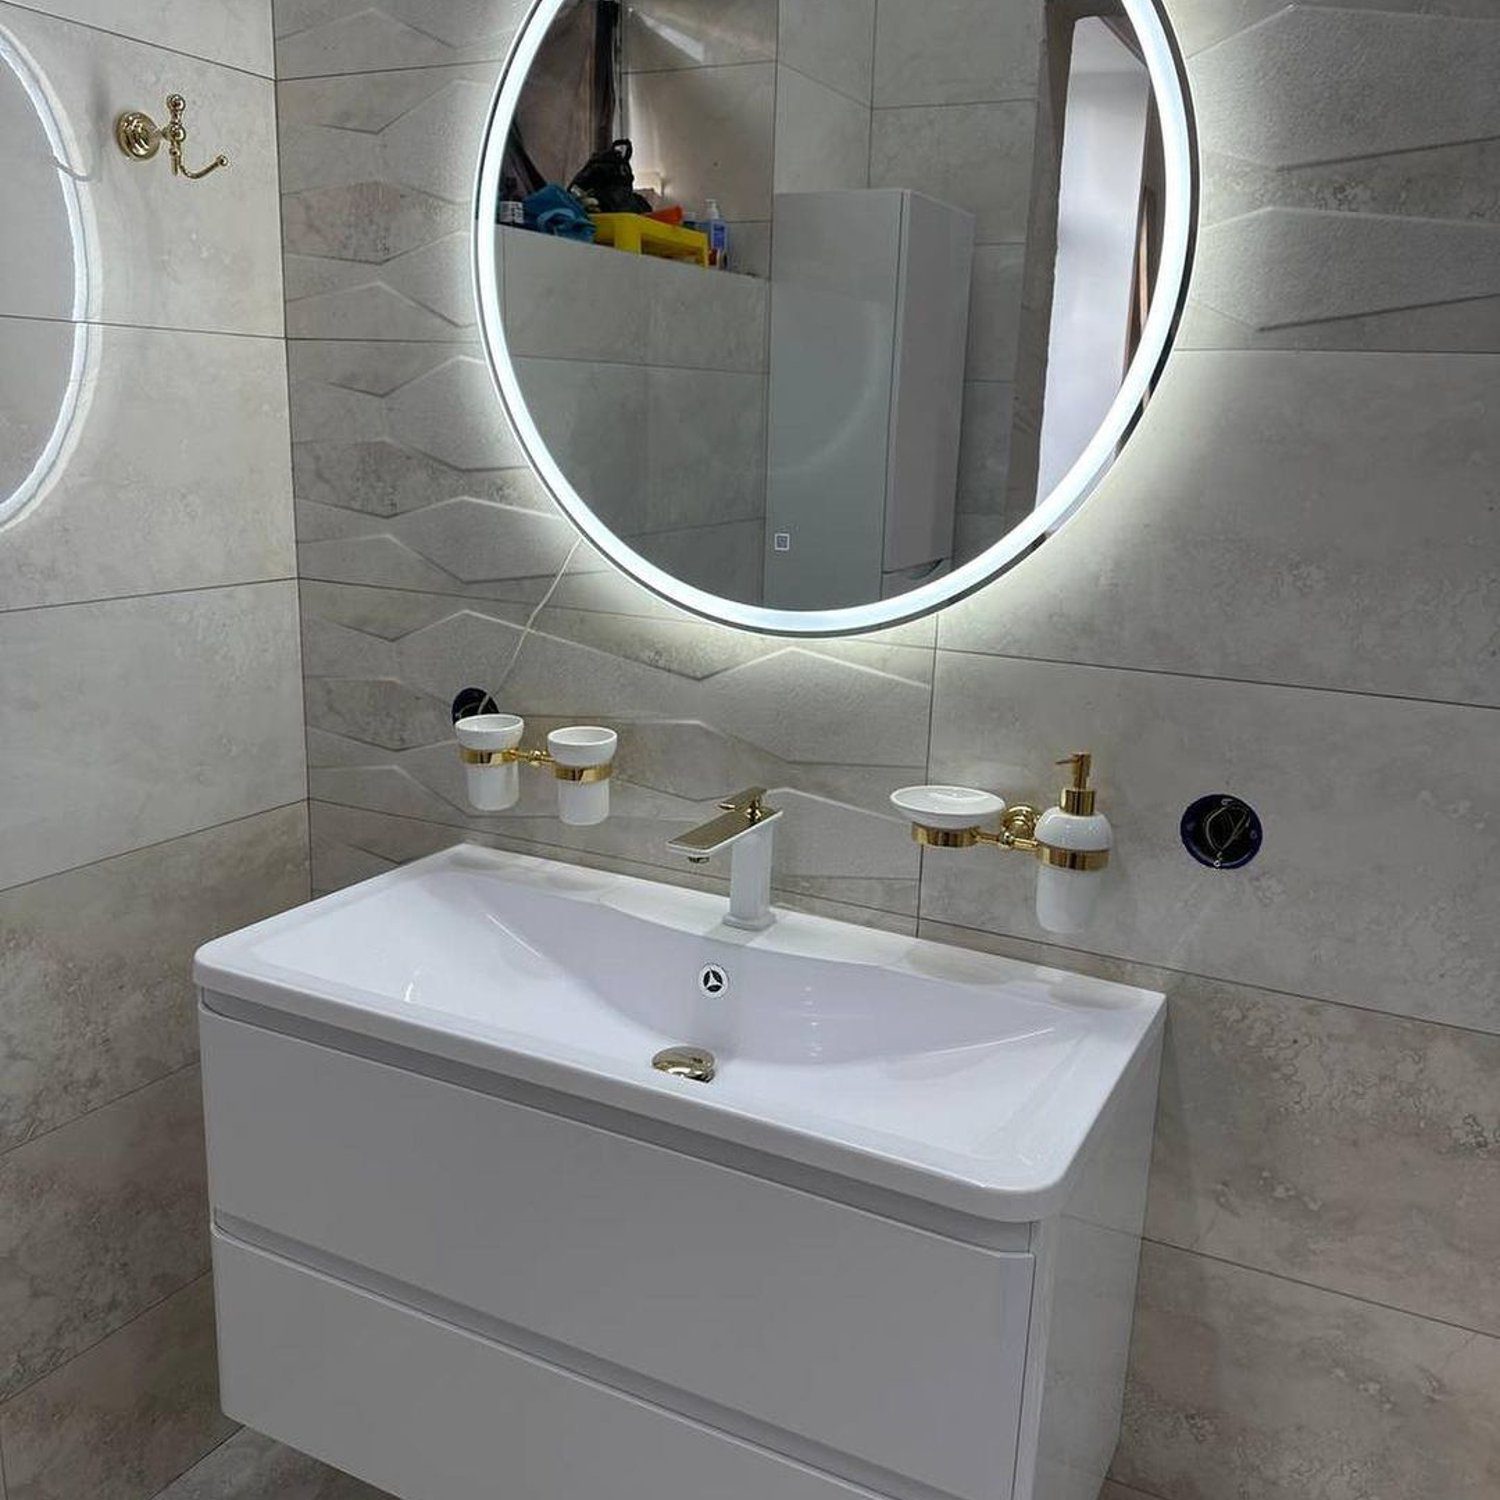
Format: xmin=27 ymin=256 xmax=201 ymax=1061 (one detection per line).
xmin=1033 ymin=753 xmax=1112 ymax=934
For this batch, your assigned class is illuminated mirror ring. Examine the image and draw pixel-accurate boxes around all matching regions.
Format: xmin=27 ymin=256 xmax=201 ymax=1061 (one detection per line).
xmin=473 ymin=0 xmax=1197 ymax=637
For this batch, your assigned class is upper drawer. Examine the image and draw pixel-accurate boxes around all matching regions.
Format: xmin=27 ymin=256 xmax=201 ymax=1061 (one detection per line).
xmin=201 ymin=1007 xmax=1033 ymax=1500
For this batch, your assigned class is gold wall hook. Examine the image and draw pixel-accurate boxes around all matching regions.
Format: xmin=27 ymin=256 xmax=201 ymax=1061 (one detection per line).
xmin=114 ymin=94 xmax=228 ymax=181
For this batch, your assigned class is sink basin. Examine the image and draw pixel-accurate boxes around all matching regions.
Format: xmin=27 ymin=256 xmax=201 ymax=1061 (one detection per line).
xmin=197 ymin=844 xmax=1162 ymax=1221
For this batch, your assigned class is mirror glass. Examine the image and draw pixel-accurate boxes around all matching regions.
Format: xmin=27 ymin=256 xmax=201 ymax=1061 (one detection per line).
xmin=476 ymin=0 xmax=1193 ymax=633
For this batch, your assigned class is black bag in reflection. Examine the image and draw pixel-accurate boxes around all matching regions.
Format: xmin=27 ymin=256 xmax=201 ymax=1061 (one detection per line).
xmin=569 ymin=138 xmax=652 ymax=215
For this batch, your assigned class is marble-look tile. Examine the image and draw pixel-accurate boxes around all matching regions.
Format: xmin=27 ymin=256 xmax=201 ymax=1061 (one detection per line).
xmin=1165 ymin=0 xmax=1498 ymax=59
xmin=23 ymin=0 xmax=274 ymax=74
xmin=1149 ymin=980 xmax=1500 ymax=1337
xmin=1098 ymin=1484 xmax=1156 ymax=1500
xmin=0 ymin=319 xmax=293 ymax=610
xmin=0 ymin=1068 xmax=209 ymax=1399
xmin=922 ymin=650 xmax=1500 ymax=1034
xmin=501 ymin=228 xmax=768 ymax=372
xmin=0 ymin=1276 xmax=235 ymax=1500
xmin=956 ymin=382 xmax=1014 ymax=514
xmin=1115 ymin=1243 xmax=1500 ymax=1499
xmin=274 ymin=0 xmax=526 ymax=77
xmin=643 ymin=366 xmax=765 ymax=530
xmin=965 ymin=244 xmax=1025 ymax=382
xmin=937 ymin=351 xmax=1500 ymax=707
xmin=625 ymin=0 xmax=777 ymax=71
xmin=869 ymin=102 xmax=1037 ymax=244
xmin=631 ymin=518 xmax=764 ymax=607
xmin=0 ymin=805 xmax=307 ymax=1154
xmin=156 ymin=1428 xmax=392 ymax=1500
xmin=773 ymin=66 xmax=870 ymax=194
xmin=302 ymin=584 xmax=930 ymax=916
xmin=873 ymin=0 xmax=1044 ymax=107
xmin=627 ymin=62 xmax=776 ymax=222
xmin=0 ymin=582 xmax=306 ymax=891
xmin=778 ymin=0 xmax=875 ymax=104
xmin=0 ymin=5 xmax=282 ymax=336
xmin=279 ymin=64 xmax=499 ymax=340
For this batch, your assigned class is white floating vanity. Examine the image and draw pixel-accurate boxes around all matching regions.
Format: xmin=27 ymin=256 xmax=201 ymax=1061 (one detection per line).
xmin=196 ymin=846 xmax=1164 ymax=1500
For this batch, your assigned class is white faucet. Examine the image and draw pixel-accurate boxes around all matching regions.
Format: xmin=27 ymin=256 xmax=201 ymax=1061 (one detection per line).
xmin=667 ymin=788 xmax=783 ymax=930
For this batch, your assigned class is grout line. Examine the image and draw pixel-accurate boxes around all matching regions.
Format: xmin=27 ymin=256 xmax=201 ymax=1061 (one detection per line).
xmin=277 ymin=56 xmax=510 ymax=85
xmin=0 ymin=0 xmax=275 ymax=81
xmin=1143 ymin=1237 xmax=1500 ymax=1344
xmin=935 ymin=642 xmax=1500 ymax=715
xmin=0 ymin=309 xmax=284 ymax=343
xmin=914 ymin=914 xmax=1500 ymax=1047
xmin=0 ymin=575 xmax=297 ymax=621
xmin=0 ymin=1058 xmax=201 ymax=1165
xmin=0 ymin=799 xmax=307 ymax=902
xmin=0 ymin=1272 xmax=214 ymax=1412
xmin=149 ymin=1426 xmax=247 ymax=1500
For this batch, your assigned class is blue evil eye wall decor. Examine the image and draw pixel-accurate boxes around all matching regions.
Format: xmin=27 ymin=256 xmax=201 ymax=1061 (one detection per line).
xmin=1180 ymin=794 xmax=1263 ymax=870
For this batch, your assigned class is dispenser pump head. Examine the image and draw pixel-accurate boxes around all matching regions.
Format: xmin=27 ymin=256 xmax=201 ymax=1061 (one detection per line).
xmin=1057 ymin=752 xmax=1097 ymax=816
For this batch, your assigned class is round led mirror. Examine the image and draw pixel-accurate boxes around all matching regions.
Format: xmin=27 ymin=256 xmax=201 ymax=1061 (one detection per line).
xmin=475 ymin=0 xmax=1195 ymax=635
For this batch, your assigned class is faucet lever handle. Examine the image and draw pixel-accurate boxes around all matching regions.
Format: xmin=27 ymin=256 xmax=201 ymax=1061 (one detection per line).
xmin=718 ymin=786 xmax=773 ymax=819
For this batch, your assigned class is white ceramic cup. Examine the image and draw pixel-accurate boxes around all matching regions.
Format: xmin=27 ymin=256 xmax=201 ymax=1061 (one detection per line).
xmin=455 ymin=713 xmax=525 ymax=811
xmin=547 ymin=726 xmax=618 ymax=826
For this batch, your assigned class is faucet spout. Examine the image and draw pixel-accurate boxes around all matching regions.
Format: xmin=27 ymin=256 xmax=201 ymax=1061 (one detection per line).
xmin=668 ymin=788 xmax=782 ymax=930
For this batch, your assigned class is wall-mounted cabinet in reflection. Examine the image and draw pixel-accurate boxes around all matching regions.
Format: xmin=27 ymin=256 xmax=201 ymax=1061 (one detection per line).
xmin=475 ymin=0 xmax=1195 ymax=635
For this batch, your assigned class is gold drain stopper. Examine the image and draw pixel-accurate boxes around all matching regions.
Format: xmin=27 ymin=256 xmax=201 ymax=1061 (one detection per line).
xmin=652 ymin=1046 xmax=717 ymax=1083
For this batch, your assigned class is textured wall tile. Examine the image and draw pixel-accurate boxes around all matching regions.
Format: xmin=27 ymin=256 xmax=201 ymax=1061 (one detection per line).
xmin=25 ymin=0 xmax=274 ymax=74
xmin=1115 ymin=1244 xmax=1500 ymax=1499
xmin=1180 ymin=7 xmax=1500 ymax=351
xmin=773 ymin=66 xmax=871 ymax=193
xmin=156 ymin=1427 xmax=392 ymax=1500
xmin=627 ymin=63 xmax=776 ymax=222
xmin=778 ymin=0 xmax=875 ymax=104
xmin=626 ymin=0 xmax=778 ymax=70
xmin=1191 ymin=9 xmax=1500 ymax=169
xmin=0 ymin=1277 xmax=235 ymax=1500
xmin=869 ymin=101 xmax=1036 ymax=244
xmin=938 ymin=351 xmax=1500 ymax=707
xmin=0 ymin=6 xmax=282 ymax=336
xmin=0 ymin=1070 xmax=209 ymax=1399
xmin=0 ymin=320 xmax=293 ymax=611
xmin=872 ymin=0 xmax=1043 ymax=107
xmin=302 ymin=584 xmax=930 ymax=916
xmin=274 ymin=0 xmax=525 ymax=77
xmin=922 ymin=650 xmax=1500 ymax=1034
xmin=965 ymin=244 xmax=1025 ymax=383
xmin=1149 ymin=980 xmax=1500 ymax=1336
xmin=0 ymin=805 xmax=307 ymax=1154
xmin=0 ymin=582 xmax=307 ymax=890
xmin=280 ymin=65 xmax=499 ymax=340
xmin=290 ymin=341 xmax=523 ymax=520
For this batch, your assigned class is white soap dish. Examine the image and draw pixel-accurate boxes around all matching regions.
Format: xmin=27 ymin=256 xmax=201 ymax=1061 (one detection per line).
xmin=890 ymin=785 xmax=1005 ymax=830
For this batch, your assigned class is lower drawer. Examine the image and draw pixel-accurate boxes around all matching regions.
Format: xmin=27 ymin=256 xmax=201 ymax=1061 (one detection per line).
xmin=213 ymin=1229 xmax=886 ymax=1500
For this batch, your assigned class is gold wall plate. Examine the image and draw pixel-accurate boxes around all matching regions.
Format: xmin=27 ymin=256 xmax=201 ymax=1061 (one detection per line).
xmin=115 ymin=111 xmax=160 ymax=161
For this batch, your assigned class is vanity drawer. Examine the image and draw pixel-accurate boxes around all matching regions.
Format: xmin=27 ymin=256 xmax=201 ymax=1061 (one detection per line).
xmin=202 ymin=1009 xmax=1034 ymax=1500
xmin=213 ymin=1229 xmax=885 ymax=1500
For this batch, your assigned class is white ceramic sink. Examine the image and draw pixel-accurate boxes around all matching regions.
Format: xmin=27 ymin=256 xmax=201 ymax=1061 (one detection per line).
xmin=197 ymin=844 xmax=1161 ymax=1221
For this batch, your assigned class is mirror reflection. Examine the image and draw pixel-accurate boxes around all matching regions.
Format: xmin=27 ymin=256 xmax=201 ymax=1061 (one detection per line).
xmin=487 ymin=0 xmax=1179 ymax=613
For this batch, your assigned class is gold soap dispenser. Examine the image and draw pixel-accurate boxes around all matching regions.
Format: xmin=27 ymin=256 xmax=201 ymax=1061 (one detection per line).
xmin=1032 ymin=753 xmax=1112 ymax=933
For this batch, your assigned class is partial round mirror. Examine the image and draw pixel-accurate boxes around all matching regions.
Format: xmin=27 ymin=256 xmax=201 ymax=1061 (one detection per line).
xmin=475 ymin=0 xmax=1194 ymax=634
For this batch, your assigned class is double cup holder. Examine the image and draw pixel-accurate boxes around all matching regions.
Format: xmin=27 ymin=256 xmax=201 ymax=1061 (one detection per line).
xmin=455 ymin=714 xmax=618 ymax=826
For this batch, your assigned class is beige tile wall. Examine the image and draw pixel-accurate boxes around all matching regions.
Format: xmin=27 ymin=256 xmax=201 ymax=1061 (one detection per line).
xmin=268 ymin=0 xmax=1500 ymax=1497
xmin=0 ymin=1 xmax=308 ymax=1497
